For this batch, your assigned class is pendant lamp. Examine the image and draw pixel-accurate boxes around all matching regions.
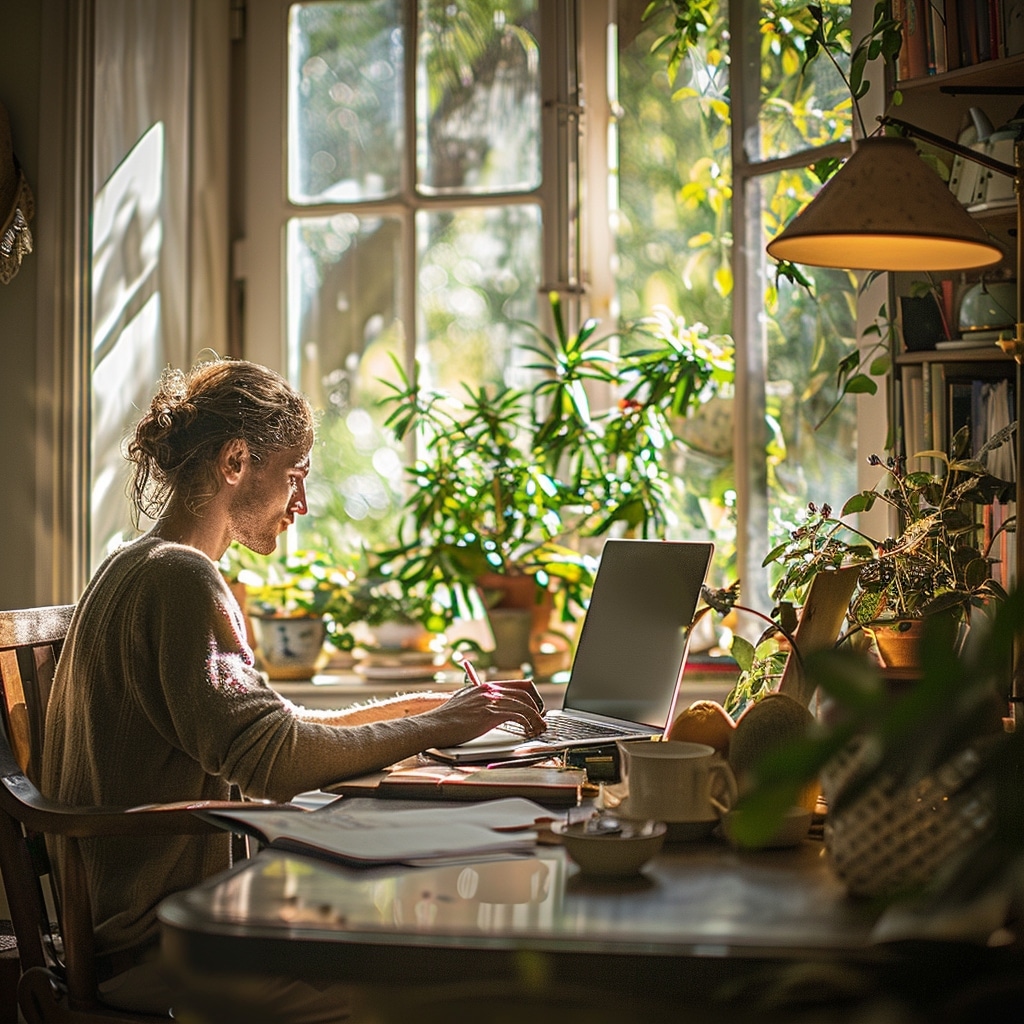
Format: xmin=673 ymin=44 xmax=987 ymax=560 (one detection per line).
xmin=766 ymin=135 xmax=1005 ymax=272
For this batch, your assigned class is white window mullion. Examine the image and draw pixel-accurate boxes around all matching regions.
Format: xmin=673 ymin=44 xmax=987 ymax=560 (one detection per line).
xmin=242 ymin=0 xmax=291 ymax=372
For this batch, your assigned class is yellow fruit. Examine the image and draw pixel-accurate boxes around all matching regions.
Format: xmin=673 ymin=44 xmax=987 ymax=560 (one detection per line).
xmin=728 ymin=692 xmax=818 ymax=810
xmin=666 ymin=699 xmax=736 ymax=755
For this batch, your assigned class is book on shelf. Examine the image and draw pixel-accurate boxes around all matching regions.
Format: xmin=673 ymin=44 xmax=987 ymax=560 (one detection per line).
xmin=899 ymin=0 xmax=932 ymax=78
xmin=929 ymin=0 xmax=949 ymax=72
xmin=901 ymin=361 xmax=1014 ymax=467
xmin=902 ymin=0 xmax=1019 ymax=77
xmin=981 ymin=499 xmax=1017 ymax=591
xmin=900 ymin=365 xmax=926 ymax=469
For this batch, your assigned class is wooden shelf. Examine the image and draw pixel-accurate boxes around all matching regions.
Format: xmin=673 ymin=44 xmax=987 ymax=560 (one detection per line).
xmin=897 ymin=345 xmax=1015 ymax=364
xmin=895 ymin=53 xmax=1024 ymax=95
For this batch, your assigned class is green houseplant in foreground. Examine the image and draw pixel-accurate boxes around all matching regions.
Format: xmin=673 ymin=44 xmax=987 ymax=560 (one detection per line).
xmin=731 ymin=589 xmax=1024 ymax=924
xmin=375 ymin=293 xmax=734 ymax=632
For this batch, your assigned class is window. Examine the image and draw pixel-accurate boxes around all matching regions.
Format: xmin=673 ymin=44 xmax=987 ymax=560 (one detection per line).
xmin=242 ymin=0 xmax=865 ymax=610
xmin=246 ymin=0 xmax=560 ymax=557
xmin=613 ymin=0 xmax=860 ymax=605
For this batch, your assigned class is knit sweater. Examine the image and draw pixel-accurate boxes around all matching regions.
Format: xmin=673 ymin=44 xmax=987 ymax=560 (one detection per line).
xmin=41 ymin=536 xmax=450 ymax=956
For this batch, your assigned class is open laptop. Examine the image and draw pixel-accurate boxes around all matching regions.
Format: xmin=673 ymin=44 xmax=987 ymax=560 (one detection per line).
xmin=427 ymin=538 xmax=714 ymax=765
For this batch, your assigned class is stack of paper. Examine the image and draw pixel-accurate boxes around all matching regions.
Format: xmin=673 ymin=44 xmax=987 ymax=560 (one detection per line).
xmin=204 ymin=797 xmax=551 ymax=867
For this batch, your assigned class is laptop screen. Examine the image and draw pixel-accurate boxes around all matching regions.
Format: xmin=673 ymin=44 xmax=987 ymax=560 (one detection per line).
xmin=561 ymin=539 xmax=713 ymax=728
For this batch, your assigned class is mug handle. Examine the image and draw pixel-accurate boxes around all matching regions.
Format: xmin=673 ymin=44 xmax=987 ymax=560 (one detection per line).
xmin=708 ymin=761 xmax=738 ymax=817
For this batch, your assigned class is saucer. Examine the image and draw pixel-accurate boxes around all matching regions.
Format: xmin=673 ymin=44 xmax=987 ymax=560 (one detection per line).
xmin=608 ymin=796 xmax=719 ymax=841
xmin=354 ymin=663 xmax=442 ymax=681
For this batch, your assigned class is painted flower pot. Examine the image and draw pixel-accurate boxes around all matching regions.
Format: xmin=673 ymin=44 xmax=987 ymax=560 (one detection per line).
xmin=251 ymin=614 xmax=328 ymax=680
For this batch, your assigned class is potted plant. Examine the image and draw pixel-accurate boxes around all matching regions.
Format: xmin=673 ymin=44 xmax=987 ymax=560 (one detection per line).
xmin=762 ymin=425 xmax=1014 ymax=669
xmin=222 ymin=546 xmax=359 ymax=679
xmin=374 ymin=292 xmax=733 ymax=667
xmin=345 ymin=570 xmax=450 ymax=654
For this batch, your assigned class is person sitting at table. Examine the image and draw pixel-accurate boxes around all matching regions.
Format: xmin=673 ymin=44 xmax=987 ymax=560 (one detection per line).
xmin=41 ymin=357 xmax=544 ymax=1023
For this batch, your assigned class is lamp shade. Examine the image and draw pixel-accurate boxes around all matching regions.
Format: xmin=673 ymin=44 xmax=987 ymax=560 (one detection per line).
xmin=766 ymin=136 xmax=1004 ymax=272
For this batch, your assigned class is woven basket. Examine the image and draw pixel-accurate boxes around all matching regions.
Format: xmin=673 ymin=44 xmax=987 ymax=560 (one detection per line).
xmin=821 ymin=738 xmax=996 ymax=899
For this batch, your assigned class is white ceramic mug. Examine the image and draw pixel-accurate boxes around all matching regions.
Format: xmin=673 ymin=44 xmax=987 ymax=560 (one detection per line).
xmin=617 ymin=739 xmax=737 ymax=823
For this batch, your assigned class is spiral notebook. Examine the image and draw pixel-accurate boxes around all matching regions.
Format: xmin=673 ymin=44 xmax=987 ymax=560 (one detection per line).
xmin=428 ymin=538 xmax=714 ymax=764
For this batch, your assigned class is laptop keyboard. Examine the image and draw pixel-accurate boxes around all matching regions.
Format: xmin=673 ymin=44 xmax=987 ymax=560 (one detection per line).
xmin=498 ymin=714 xmax=635 ymax=743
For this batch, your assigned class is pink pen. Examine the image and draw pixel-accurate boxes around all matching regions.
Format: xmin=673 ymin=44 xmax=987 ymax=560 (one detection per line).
xmin=460 ymin=656 xmax=484 ymax=687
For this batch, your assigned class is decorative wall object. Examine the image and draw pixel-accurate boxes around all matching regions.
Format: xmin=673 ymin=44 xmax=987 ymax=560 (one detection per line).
xmin=0 ymin=100 xmax=34 ymax=285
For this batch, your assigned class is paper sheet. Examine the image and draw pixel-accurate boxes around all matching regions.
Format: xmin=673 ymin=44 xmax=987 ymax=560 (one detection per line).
xmin=207 ymin=797 xmax=549 ymax=866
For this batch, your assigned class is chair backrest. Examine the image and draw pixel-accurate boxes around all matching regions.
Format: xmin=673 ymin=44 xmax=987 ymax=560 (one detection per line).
xmin=0 ymin=605 xmax=74 ymax=787
xmin=0 ymin=605 xmax=221 ymax=1022
xmin=0 ymin=604 xmax=75 ymax=985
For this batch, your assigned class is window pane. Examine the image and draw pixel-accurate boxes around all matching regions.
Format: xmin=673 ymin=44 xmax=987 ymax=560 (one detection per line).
xmin=756 ymin=1 xmax=851 ymax=163
xmin=615 ymin=3 xmax=735 ymax=584
xmin=286 ymin=214 xmax=407 ymax=551
xmin=418 ymin=0 xmax=541 ymax=195
xmin=417 ymin=203 xmax=541 ymax=391
xmin=289 ymin=0 xmax=404 ymax=204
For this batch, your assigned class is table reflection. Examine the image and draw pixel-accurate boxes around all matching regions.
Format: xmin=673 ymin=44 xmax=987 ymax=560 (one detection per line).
xmin=208 ymin=854 xmax=564 ymax=936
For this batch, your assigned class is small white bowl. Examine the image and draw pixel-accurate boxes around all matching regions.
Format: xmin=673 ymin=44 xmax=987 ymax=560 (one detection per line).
xmin=553 ymin=818 xmax=667 ymax=876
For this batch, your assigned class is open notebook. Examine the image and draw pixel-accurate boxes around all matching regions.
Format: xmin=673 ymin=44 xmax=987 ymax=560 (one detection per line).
xmin=428 ymin=538 xmax=714 ymax=764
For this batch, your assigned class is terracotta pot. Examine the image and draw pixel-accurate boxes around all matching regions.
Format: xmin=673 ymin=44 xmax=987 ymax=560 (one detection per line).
xmin=476 ymin=571 xmax=538 ymax=610
xmin=863 ymin=619 xmax=925 ymax=670
xmin=477 ymin=572 xmax=553 ymax=633
xmin=476 ymin=572 xmax=556 ymax=670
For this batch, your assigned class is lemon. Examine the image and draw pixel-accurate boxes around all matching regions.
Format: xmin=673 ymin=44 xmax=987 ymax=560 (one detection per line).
xmin=666 ymin=699 xmax=736 ymax=755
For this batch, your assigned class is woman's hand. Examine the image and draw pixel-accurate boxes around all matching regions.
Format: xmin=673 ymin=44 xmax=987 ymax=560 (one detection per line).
xmin=419 ymin=681 xmax=546 ymax=749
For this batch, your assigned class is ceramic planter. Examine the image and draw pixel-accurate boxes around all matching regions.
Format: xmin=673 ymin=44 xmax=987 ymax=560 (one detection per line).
xmin=250 ymin=614 xmax=328 ymax=680
xmin=360 ymin=620 xmax=430 ymax=652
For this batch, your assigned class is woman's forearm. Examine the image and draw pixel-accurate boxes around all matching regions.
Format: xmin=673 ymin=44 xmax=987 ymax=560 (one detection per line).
xmin=289 ymin=691 xmax=452 ymax=727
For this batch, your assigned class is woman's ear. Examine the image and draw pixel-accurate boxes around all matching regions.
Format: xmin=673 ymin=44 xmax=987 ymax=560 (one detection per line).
xmin=219 ymin=438 xmax=250 ymax=485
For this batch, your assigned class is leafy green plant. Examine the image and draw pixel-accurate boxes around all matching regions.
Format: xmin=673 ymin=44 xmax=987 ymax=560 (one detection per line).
xmin=764 ymin=426 xmax=1015 ymax=628
xmin=224 ymin=547 xmax=358 ymax=622
xmin=730 ymin=588 xmax=1024 ymax=919
xmin=346 ymin=571 xmax=449 ymax=633
xmin=375 ymin=292 xmax=733 ymax=626
xmin=222 ymin=545 xmax=451 ymax=651
xmin=803 ymin=2 xmax=904 ymax=139
xmin=695 ymin=581 xmax=802 ymax=717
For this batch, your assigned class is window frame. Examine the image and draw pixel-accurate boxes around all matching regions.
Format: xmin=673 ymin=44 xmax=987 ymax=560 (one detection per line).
xmin=242 ymin=0 xmax=592 ymax=378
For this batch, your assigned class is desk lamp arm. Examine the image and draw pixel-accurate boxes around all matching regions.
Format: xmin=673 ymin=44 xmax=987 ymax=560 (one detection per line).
xmin=878 ymin=115 xmax=1022 ymax=353
xmin=880 ymin=116 xmax=1024 ymax=725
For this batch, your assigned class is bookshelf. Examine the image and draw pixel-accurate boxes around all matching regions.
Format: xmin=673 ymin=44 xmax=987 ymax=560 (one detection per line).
xmin=886 ymin=40 xmax=1021 ymax=595
xmin=892 ymin=1 xmax=1024 ymax=80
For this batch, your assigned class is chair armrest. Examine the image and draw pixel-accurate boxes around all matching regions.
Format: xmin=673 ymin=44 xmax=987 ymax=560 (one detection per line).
xmin=0 ymin=772 xmax=225 ymax=838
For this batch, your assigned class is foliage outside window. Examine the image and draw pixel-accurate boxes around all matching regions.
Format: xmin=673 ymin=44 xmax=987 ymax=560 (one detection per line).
xmin=267 ymin=0 xmax=872 ymax=625
xmin=617 ymin=0 xmax=862 ymax=604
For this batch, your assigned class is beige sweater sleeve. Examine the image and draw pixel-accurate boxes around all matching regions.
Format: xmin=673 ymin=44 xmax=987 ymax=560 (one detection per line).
xmin=127 ymin=545 xmax=465 ymax=802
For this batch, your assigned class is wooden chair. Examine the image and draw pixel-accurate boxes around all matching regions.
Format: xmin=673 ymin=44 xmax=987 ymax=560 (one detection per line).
xmin=0 ymin=605 xmax=224 ymax=1022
